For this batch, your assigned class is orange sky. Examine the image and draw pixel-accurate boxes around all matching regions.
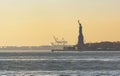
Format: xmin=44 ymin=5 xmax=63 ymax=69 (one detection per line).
xmin=0 ymin=0 xmax=120 ymax=46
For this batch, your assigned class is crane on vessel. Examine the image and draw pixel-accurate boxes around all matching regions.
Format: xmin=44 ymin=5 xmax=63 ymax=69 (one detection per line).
xmin=51 ymin=36 xmax=67 ymax=46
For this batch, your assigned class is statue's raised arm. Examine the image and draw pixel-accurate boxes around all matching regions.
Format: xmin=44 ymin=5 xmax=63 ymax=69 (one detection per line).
xmin=78 ymin=20 xmax=81 ymax=25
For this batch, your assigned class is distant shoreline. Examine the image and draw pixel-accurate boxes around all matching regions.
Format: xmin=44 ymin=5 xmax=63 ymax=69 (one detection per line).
xmin=0 ymin=41 xmax=119 ymax=51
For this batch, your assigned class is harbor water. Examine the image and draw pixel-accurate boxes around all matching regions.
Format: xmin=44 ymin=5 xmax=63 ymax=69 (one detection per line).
xmin=0 ymin=51 xmax=120 ymax=76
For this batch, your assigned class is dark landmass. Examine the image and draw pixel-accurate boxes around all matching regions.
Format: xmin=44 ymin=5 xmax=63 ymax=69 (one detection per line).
xmin=0 ymin=46 xmax=53 ymax=50
xmin=85 ymin=41 xmax=120 ymax=51
xmin=0 ymin=41 xmax=119 ymax=51
xmin=53 ymin=41 xmax=120 ymax=51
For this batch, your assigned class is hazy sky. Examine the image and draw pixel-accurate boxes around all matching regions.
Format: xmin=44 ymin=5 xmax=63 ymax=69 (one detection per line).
xmin=0 ymin=0 xmax=120 ymax=46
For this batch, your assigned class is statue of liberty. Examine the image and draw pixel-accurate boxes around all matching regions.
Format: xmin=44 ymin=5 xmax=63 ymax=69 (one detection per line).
xmin=77 ymin=20 xmax=84 ymax=50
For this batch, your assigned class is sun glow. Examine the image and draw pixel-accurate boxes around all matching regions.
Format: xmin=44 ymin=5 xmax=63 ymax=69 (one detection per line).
xmin=0 ymin=0 xmax=120 ymax=46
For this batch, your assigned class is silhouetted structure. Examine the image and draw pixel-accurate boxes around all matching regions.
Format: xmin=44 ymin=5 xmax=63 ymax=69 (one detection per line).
xmin=77 ymin=20 xmax=84 ymax=50
xmin=0 ymin=20 xmax=119 ymax=51
xmin=51 ymin=20 xmax=120 ymax=52
xmin=52 ymin=20 xmax=85 ymax=51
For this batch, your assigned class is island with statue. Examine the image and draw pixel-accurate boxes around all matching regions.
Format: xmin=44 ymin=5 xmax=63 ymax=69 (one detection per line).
xmin=51 ymin=20 xmax=120 ymax=52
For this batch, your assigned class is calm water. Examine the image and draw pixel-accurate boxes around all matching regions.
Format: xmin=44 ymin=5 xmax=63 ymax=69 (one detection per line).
xmin=0 ymin=51 xmax=120 ymax=76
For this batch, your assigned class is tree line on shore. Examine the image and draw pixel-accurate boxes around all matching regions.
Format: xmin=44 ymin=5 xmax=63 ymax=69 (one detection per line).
xmin=85 ymin=41 xmax=120 ymax=51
